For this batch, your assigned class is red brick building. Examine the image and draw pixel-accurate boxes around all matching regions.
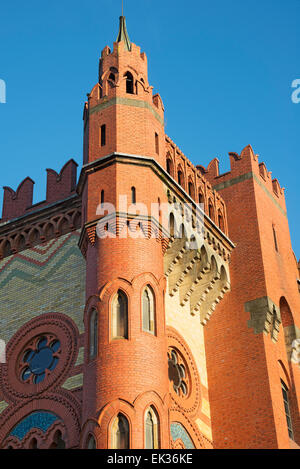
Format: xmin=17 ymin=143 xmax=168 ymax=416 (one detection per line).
xmin=0 ymin=16 xmax=299 ymax=449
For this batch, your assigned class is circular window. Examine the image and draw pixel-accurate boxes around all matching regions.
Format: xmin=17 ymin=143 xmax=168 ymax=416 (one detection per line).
xmin=19 ymin=335 xmax=61 ymax=384
xmin=168 ymin=349 xmax=188 ymax=398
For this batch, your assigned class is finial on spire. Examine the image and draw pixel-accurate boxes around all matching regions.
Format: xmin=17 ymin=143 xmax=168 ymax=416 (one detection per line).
xmin=116 ymin=12 xmax=131 ymax=52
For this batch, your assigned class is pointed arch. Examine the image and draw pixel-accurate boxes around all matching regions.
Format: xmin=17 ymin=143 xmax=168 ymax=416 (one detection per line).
xmin=86 ymin=434 xmax=97 ymax=449
xmin=188 ymin=179 xmax=195 ymax=199
xmin=166 ymin=155 xmax=174 ymax=177
xmin=111 ymin=413 xmax=130 ymax=449
xmin=218 ymin=209 xmax=225 ymax=232
xmin=124 ymin=72 xmax=134 ymax=94
xmin=279 ymin=297 xmax=296 ymax=361
xmin=177 ymin=167 xmax=185 ymax=188
xmin=142 ymin=285 xmax=156 ymax=334
xmin=111 ymin=290 xmax=128 ymax=339
xmin=198 ymin=190 xmax=204 ymax=205
xmin=208 ymin=200 xmax=215 ymax=221
xmin=144 ymin=406 xmax=160 ymax=449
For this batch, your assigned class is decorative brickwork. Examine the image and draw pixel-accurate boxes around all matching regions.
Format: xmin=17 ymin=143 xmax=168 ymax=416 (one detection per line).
xmin=0 ymin=15 xmax=299 ymax=450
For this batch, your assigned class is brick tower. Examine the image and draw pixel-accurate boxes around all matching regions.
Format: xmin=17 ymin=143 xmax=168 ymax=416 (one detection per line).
xmin=201 ymin=147 xmax=300 ymax=449
xmin=78 ymin=16 xmax=169 ymax=449
xmin=0 ymin=12 xmax=298 ymax=451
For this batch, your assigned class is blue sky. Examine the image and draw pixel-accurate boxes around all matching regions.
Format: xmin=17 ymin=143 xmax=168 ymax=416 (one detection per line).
xmin=0 ymin=0 xmax=299 ymax=257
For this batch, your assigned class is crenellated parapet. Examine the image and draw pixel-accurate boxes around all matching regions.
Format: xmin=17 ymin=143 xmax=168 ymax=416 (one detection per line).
xmin=2 ymin=178 xmax=35 ymax=222
xmin=0 ymin=160 xmax=81 ymax=259
xmin=165 ymin=135 xmax=228 ymax=236
xmin=83 ymin=31 xmax=165 ymax=167
xmin=198 ymin=144 xmax=286 ymax=213
xmin=46 ymin=160 xmax=78 ymax=204
xmin=1 ymin=160 xmax=78 ymax=223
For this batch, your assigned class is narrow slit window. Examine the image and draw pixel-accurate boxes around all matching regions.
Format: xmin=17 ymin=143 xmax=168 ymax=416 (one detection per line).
xmin=188 ymin=181 xmax=195 ymax=199
xmin=131 ymin=187 xmax=136 ymax=204
xmin=209 ymin=202 xmax=214 ymax=220
xmin=273 ymin=226 xmax=278 ymax=252
xmin=101 ymin=124 xmax=106 ymax=147
xmin=166 ymin=159 xmax=172 ymax=175
xmin=281 ymin=381 xmax=294 ymax=439
xmin=218 ymin=210 xmax=225 ymax=232
xmin=155 ymin=133 xmax=159 ymax=154
xmin=89 ymin=309 xmax=98 ymax=360
xmin=178 ymin=170 xmax=184 ymax=187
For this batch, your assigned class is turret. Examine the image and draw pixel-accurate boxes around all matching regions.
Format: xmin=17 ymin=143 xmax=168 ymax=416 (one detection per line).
xmin=79 ymin=16 xmax=169 ymax=449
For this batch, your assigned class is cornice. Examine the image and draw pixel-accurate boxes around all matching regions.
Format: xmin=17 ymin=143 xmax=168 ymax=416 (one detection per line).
xmin=77 ymin=152 xmax=235 ymax=250
xmin=0 ymin=195 xmax=81 ymax=238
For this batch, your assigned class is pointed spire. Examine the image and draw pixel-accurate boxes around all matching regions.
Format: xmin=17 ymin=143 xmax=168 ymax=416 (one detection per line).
xmin=116 ymin=16 xmax=131 ymax=52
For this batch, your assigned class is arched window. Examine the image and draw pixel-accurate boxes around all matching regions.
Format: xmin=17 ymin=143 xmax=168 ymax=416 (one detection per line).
xmin=208 ymin=201 xmax=214 ymax=220
xmin=87 ymin=434 xmax=97 ymax=449
xmin=281 ymin=381 xmax=294 ymax=439
xmin=166 ymin=158 xmax=173 ymax=176
xmin=177 ymin=170 xmax=184 ymax=187
xmin=124 ymin=72 xmax=134 ymax=94
xmin=111 ymin=413 xmax=130 ymax=449
xmin=142 ymin=286 xmax=155 ymax=334
xmin=111 ymin=290 xmax=128 ymax=339
xmin=188 ymin=181 xmax=195 ymax=199
xmin=49 ymin=430 xmax=66 ymax=449
xmin=108 ymin=73 xmax=115 ymax=83
xmin=218 ymin=210 xmax=225 ymax=232
xmin=29 ymin=438 xmax=38 ymax=449
xmin=101 ymin=190 xmax=105 ymax=206
xmin=145 ymin=407 xmax=160 ymax=449
xmin=89 ymin=309 xmax=98 ymax=359
xmin=198 ymin=191 xmax=204 ymax=204
xmin=131 ymin=187 xmax=136 ymax=204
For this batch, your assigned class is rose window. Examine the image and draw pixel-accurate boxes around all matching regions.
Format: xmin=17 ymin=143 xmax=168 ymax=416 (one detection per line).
xmin=19 ymin=335 xmax=61 ymax=384
xmin=168 ymin=349 xmax=188 ymax=397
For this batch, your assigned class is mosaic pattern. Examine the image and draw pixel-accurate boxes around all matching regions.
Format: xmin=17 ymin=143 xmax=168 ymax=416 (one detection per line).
xmin=170 ymin=422 xmax=195 ymax=449
xmin=10 ymin=411 xmax=61 ymax=441
xmin=0 ymin=231 xmax=85 ymax=343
